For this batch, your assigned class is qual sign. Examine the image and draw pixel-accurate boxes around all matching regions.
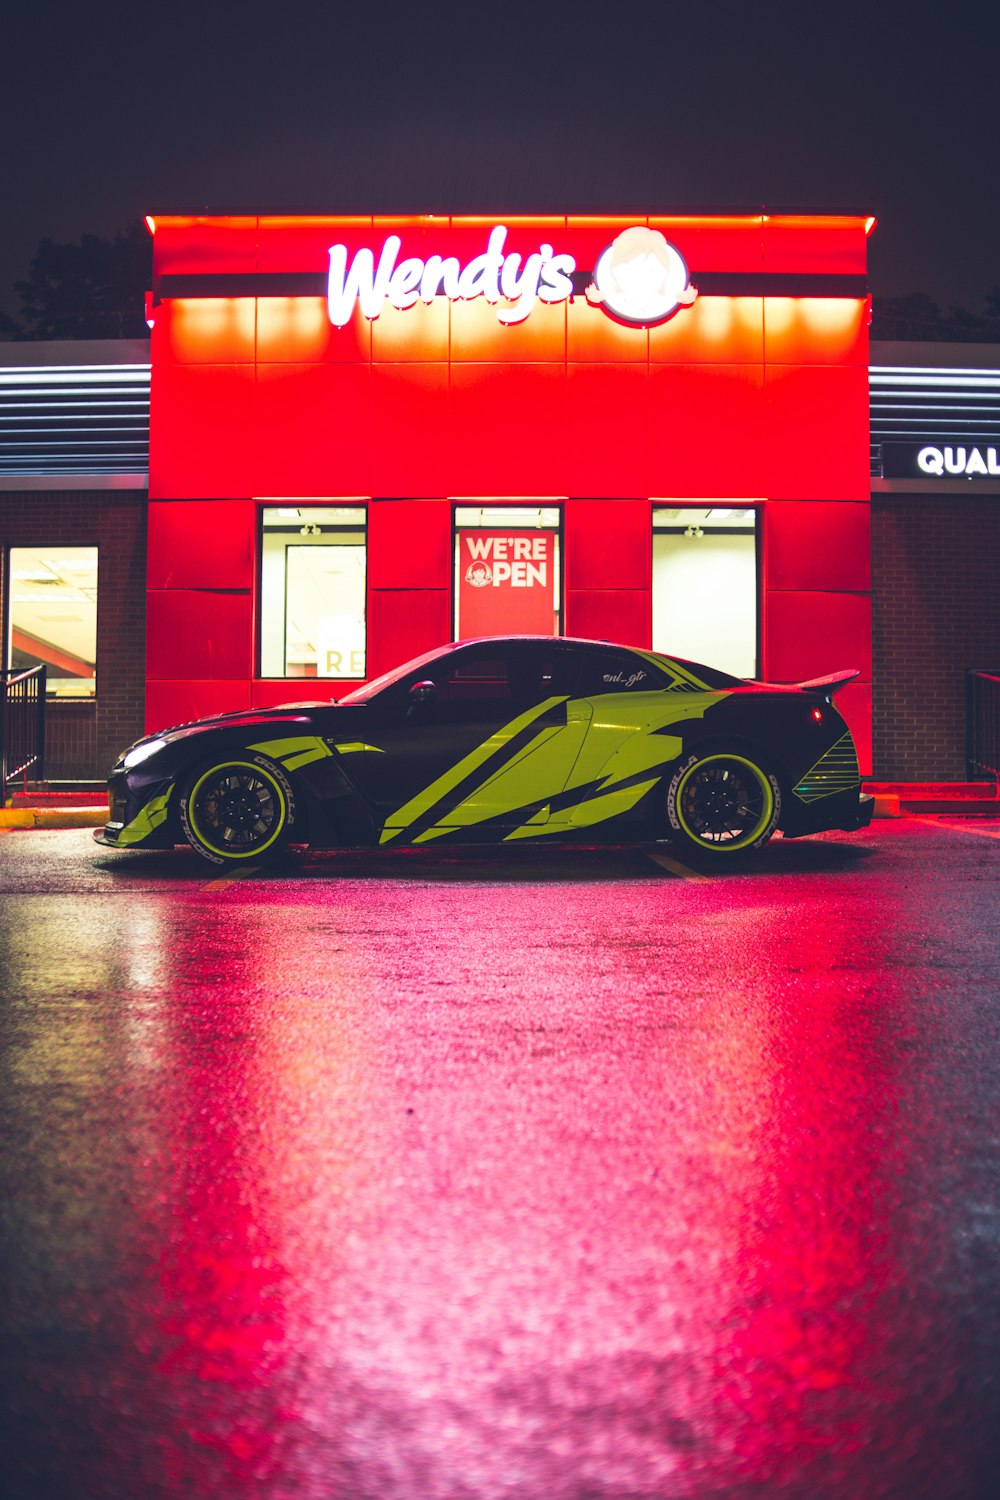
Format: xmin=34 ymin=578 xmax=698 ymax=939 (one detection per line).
xmin=918 ymin=444 xmax=1000 ymax=477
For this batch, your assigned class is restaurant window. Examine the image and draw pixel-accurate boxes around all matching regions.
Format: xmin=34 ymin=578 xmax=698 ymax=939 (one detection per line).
xmin=260 ymin=505 xmax=367 ymax=679
xmin=652 ymin=507 xmax=758 ymax=679
xmin=453 ymin=505 xmax=561 ymax=640
xmin=5 ymin=546 xmax=97 ymax=697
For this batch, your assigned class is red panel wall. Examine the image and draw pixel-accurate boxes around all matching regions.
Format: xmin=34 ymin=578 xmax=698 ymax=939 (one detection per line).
xmin=565 ymin=500 xmax=651 ymax=591
xmin=648 ymin=364 xmax=767 ymax=497
xmin=151 ymin=216 xmax=258 ymax=280
xmin=564 ymin=499 xmax=652 ymax=646
xmin=368 ymin=500 xmax=451 ymax=589
xmin=565 ymin=591 xmax=651 ymax=646
xmin=763 ymin=590 xmax=873 ymax=771
xmin=146 ymin=212 xmax=873 ymax=751
xmin=146 ymin=590 xmax=254 ymax=680
xmin=765 ymin=502 xmax=871 ymax=593
xmin=369 ymin=364 xmax=450 ymax=497
xmin=763 ymin=591 xmax=872 ymax=681
xmin=367 ymin=590 xmax=451 ymax=679
xmin=760 ymin=216 xmax=869 ymax=275
xmin=154 ymin=296 xmax=255 ymax=365
xmin=254 ymin=364 xmax=373 ymax=496
xmin=764 ymin=365 xmax=871 ymax=500
xmin=448 ymin=364 xmax=568 ymax=497
xmin=147 ymin=679 xmax=252 ymax=733
xmin=837 ymin=683 xmax=872 ymax=778
xmin=147 ymin=500 xmax=255 ymax=590
xmin=564 ymin=365 xmax=651 ymax=498
xmin=150 ymin=363 xmax=257 ymax=498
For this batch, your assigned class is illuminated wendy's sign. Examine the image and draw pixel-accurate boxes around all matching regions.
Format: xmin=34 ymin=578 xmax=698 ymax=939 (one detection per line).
xmin=327 ymin=225 xmax=574 ymax=327
xmin=586 ymin=226 xmax=697 ymax=325
xmin=326 ymin=224 xmax=697 ymax=329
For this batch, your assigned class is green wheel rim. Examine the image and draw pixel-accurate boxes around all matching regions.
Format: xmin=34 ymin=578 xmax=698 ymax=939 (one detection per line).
xmin=675 ymin=754 xmax=774 ymax=852
xmin=187 ymin=761 xmax=287 ymax=860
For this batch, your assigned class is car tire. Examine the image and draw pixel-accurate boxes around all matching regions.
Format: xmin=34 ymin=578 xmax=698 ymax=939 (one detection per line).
xmin=665 ymin=750 xmax=780 ymax=861
xmin=179 ymin=753 xmax=296 ymax=867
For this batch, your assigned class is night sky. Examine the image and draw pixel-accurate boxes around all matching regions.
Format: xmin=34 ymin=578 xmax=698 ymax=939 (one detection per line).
xmin=2 ymin=0 xmax=998 ymax=320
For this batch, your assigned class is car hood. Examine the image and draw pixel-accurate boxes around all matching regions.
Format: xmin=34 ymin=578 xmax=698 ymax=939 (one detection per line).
xmin=164 ymin=706 xmax=329 ymax=736
xmin=117 ymin=703 xmax=352 ymax=767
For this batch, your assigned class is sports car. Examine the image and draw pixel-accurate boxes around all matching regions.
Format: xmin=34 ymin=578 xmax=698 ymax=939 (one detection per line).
xmin=94 ymin=636 xmax=873 ymax=867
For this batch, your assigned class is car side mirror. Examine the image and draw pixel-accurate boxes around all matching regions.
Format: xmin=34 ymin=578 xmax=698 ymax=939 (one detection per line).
xmin=409 ymin=679 xmax=437 ymax=706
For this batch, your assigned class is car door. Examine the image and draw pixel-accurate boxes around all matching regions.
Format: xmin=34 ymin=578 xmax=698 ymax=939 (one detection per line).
xmin=544 ymin=646 xmax=683 ymax=833
xmin=353 ymin=642 xmax=579 ymax=843
xmin=548 ymin=646 xmax=740 ymax=832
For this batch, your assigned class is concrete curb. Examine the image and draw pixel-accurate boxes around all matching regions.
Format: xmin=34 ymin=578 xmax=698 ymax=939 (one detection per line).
xmin=872 ymin=795 xmax=902 ymax=818
xmin=0 ymin=808 xmax=107 ymax=829
xmin=864 ymin=782 xmax=998 ymax=818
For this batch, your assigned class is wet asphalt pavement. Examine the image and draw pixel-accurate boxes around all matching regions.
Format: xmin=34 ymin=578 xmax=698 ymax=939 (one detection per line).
xmin=2 ymin=819 xmax=1000 ymax=1500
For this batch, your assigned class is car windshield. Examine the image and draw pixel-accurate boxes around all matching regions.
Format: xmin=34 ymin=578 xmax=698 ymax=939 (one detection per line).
xmin=339 ymin=644 xmax=459 ymax=704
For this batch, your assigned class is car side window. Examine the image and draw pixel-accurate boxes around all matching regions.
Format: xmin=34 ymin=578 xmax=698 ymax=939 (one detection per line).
xmin=572 ymin=650 xmax=662 ymax=696
xmin=536 ymin=650 xmax=578 ymax=698
xmin=507 ymin=648 xmax=576 ymax=704
xmin=437 ymin=653 xmax=512 ymax=704
xmin=437 ymin=647 xmax=580 ymax=708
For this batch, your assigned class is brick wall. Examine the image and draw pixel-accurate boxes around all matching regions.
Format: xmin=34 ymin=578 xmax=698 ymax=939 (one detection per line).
xmin=872 ymin=494 xmax=1000 ymax=778
xmin=1 ymin=491 xmax=146 ymax=779
xmin=44 ymin=701 xmax=97 ymax=780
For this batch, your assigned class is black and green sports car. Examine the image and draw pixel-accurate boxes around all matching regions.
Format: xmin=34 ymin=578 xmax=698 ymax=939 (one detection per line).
xmin=94 ymin=636 xmax=873 ymax=867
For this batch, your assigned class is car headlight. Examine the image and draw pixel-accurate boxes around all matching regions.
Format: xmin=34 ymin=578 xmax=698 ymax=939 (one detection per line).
xmin=122 ymin=737 xmax=168 ymax=770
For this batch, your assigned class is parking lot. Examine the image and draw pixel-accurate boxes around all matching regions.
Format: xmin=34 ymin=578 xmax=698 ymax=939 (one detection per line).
xmin=2 ymin=817 xmax=1000 ymax=1499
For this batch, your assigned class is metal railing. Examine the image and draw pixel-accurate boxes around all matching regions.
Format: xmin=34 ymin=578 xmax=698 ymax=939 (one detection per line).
xmin=966 ymin=670 xmax=1000 ymax=783
xmin=1 ymin=666 xmax=46 ymax=805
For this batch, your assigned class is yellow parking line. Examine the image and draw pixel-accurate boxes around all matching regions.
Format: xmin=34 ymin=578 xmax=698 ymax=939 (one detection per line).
xmin=912 ymin=816 xmax=1000 ymax=840
xmin=201 ymin=865 xmax=260 ymax=891
xmin=647 ymin=850 xmax=712 ymax=883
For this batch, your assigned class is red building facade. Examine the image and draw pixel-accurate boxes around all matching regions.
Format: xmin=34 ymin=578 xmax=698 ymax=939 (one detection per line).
xmin=146 ymin=212 xmax=875 ymax=770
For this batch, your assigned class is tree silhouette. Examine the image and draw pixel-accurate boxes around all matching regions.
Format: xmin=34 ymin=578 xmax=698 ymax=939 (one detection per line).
xmin=871 ymin=289 xmax=1000 ymax=343
xmin=7 ymin=221 xmax=151 ymax=340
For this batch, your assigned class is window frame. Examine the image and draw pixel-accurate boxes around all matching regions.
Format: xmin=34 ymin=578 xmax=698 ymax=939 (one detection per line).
xmin=450 ymin=502 xmax=565 ymax=643
xmin=651 ymin=503 xmax=761 ymax=681
xmin=2 ymin=542 xmax=99 ymax=699
xmin=256 ymin=502 xmax=369 ymax=683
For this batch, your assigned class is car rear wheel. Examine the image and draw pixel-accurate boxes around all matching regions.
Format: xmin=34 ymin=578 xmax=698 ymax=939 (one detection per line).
xmin=179 ymin=754 xmax=295 ymax=866
xmin=666 ymin=751 xmax=780 ymax=860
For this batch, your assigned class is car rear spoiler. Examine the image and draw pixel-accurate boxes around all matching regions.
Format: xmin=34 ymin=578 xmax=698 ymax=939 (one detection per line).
xmin=796 ymin=669 xmax=859 ymax=699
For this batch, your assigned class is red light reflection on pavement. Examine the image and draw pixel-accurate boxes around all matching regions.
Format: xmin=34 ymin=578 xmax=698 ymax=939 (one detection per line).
xmin=698 ymin=910 xmax=905 ymax=1490
xmin=152 ymin=1086 xmax=292 ymax=1492
xmin=122 ymin=904 xmax=393 ymax=1499
xmin=47 ymin=855 xmax=962 ymax=1499
xmin=128 ymin=990 xmax=297 ymax=1496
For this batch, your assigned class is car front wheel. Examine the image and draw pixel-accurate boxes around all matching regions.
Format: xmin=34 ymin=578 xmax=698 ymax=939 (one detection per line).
xmin=179 ymin=754 xmax=296 ymax=866
xmin=666 ymin=751 xmax=780 ymax=860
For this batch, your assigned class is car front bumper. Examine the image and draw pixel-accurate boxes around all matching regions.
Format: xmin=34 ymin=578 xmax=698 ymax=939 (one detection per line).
xmin=93 ymin=772 xmax=176 ymax=850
